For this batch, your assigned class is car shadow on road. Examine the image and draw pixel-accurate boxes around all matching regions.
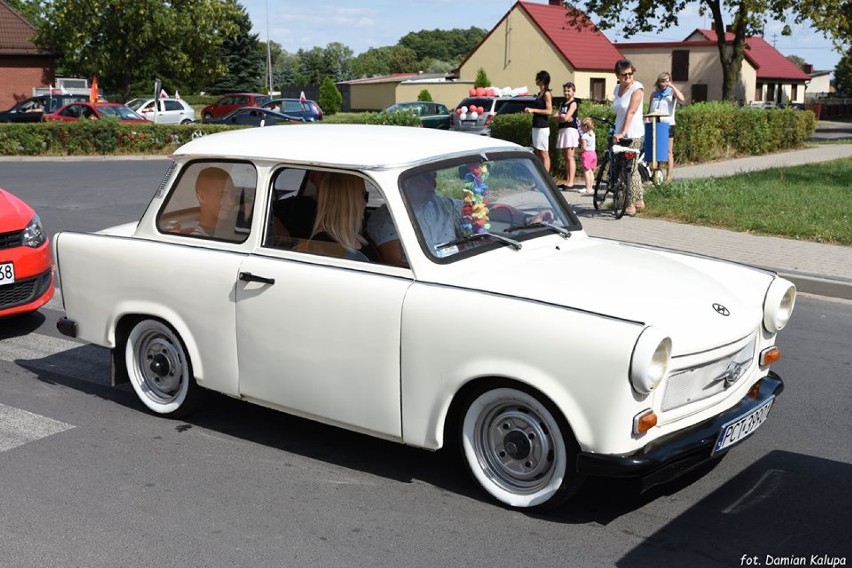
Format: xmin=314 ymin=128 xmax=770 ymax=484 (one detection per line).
xmin=616 ymin=451 xmax=852 ymax=566
xmin=0 ymin=311 xmax=46 ymax=338
xmin=19 ymin=345 xmax=841 ymax=530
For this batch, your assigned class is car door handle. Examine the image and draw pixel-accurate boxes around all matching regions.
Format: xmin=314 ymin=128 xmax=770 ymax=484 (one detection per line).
xmin=239 ymin=272 xmax=275 ymax=285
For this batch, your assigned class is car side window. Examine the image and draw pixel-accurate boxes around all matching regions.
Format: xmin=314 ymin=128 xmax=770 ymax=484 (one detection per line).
xmin=164 ymin=100 xmax=182 ymax=111
xmin=157 ymin=161 xmax=257 ymax=243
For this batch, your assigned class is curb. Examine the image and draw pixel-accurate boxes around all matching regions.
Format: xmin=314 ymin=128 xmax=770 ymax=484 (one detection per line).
xmin=777 ymin=272 xmax=852 ymax=302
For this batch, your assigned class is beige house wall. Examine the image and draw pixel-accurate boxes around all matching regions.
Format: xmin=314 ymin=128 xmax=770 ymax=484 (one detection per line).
xmin=348 ymin=83 xmax=399 ymax=111
xmin=616 ymin=45 xmax=754 ymax=103
xmin=806 ymin=74 xmax=832 ymax=97
xmin=456 ymin=7 xmax=613 ymax=101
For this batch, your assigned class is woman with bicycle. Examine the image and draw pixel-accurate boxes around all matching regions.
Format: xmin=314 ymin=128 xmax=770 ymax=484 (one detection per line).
xmin=612 ymin=59 xmax=645 ymax=216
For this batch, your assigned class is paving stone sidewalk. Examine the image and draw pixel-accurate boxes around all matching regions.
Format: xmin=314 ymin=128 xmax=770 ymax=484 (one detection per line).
xmin=562 ymin=143 xmax=852 ymax=300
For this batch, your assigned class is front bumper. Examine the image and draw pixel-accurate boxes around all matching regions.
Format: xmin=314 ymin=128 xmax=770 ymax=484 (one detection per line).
xmin=576 ymin=372 xmax=784 ymax=490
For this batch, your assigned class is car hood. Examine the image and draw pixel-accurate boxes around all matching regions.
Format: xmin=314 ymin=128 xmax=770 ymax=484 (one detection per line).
xmin=0 ymin=189 xmax=35 ymax=232
xmin=444 ymin=238 xmax=773 ymax=355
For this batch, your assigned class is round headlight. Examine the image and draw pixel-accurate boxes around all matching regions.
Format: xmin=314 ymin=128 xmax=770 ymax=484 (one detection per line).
xmin=630 ymin=327 xmax=672 ymax=396
xmin=763 ymin=279 xmax=796 ymax=333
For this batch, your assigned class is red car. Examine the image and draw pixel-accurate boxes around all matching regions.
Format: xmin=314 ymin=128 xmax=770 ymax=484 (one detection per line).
xmin=201 ymin=93 xmax=271 ymax=122
xmin=0 ymin=188 xmax=54 ymax=317
xmin=42 ymin=101 xmax=149 ymax=123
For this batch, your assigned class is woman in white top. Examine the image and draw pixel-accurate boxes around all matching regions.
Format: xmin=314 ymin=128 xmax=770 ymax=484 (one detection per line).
xmin=612 ymin=59 xmax=645 ymax=215
xmin=649 ymin=72 xmax=685 ymax=182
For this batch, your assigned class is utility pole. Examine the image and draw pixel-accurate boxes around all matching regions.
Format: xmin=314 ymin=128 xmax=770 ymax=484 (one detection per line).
xmin=266 ymin=0 xmax=273 ymax=94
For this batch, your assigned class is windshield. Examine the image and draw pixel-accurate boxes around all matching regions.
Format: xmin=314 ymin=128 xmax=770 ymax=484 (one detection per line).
xmin=99 ymin=105 xmax=144 ymax=119
xmin=401 ymin=154 xmax=580 ymax=262
xmin=126 ymin=99 xmax=144 ymax=111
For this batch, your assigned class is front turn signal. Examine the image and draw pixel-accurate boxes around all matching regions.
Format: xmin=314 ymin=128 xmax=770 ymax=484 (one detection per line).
xmin=760 ymin=346 xmax=780 ymax=366
xmin=633 ymin=409 xmax=658 ymax=435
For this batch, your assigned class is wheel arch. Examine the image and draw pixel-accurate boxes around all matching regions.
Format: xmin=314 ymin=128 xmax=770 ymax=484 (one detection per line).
xmin=111 ymin=310 xmax=204 ymax=385
xmin=440 ymin=375 xmax=587 ymax=457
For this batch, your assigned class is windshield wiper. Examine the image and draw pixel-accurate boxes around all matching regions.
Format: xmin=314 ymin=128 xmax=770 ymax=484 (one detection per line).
xmin=436 ymin=231 xmax=522 ymax=251
xmin=504 ymin=221 xmax=572 ymax=239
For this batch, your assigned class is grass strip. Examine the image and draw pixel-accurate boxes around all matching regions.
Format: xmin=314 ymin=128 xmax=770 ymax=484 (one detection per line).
xmin=644 ymin=158 xmax=852 ymax=245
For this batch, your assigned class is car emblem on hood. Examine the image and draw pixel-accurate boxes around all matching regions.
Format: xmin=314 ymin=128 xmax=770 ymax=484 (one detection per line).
xmin=713 ymin=303 xmax=730 ymax=316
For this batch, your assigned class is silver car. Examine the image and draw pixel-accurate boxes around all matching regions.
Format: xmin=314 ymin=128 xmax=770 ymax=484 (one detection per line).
xmin=126 ymin=97 xmax=196 ymax=124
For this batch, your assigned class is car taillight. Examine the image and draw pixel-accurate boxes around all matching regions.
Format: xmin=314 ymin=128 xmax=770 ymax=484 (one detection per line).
xmin=484 ymin=114 xmax=494 ymax=125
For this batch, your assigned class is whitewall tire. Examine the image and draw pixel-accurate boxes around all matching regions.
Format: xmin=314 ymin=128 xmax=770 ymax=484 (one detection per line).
xmin=461 ymin=387 xmax=582 ymax=509
xmin=125 ymin=319 xmax=198 ymax=417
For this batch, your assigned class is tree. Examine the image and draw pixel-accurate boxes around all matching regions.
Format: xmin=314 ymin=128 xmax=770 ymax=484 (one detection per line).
xmin=207 ymin=0 xmax=265 ymax=94
xmin=574 ymin=1 xmax=850 ymax=101
xmin=351 ymin=47 xmax=394 ymax=78
xmin=34 ymin=0 xmax=242 ymax=100
xmin=474 ymin=68 xmax=490 ymax=88
xmin=835 ymin=50 xmax=852 ymax=95
xmin=786 ymin=55 xmax=809 ymax=71
xmin=317 ymin=76 xmax=342 ymax=115
xmin=388 ymin=46 xmax=418 ymax=73
xmin=398 ymin=27 xmax=487 ymax=67
xmin=5 ymin=0 xmax=42 ymax=25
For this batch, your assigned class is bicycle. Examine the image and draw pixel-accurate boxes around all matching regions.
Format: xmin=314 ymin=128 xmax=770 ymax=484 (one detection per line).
xmin=589 ymin=116 xmax=643 ymax=219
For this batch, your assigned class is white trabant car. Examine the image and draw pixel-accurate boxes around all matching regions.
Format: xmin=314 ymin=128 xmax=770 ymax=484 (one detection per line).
xmin=53 ymin=125 xmax=795 ymax=510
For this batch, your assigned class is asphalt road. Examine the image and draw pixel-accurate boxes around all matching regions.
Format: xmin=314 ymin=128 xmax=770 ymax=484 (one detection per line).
xmin=1 ymin=160 xmax=850 ymax=567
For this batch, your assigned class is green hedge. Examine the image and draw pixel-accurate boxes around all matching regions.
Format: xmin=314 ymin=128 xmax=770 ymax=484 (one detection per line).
xmin=490 ymin=101 xmax=816 ymax=174
xmin=0 ymin=104 xmax=814 ymax=159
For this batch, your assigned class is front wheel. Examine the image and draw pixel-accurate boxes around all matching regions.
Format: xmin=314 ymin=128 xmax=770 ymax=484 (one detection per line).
xmin=125 ymin=319 xmax=200 ymax=418
xmin=612 ymin=160 xmax=631 ymax=219
xmin=460 ymin=387 xmax=582 ymax=509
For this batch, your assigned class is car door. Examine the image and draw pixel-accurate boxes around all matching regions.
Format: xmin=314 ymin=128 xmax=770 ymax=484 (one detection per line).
xmin=234 ymin=170 xmax=412 ymax=438
xmin=162 ymin=100 xmax=185 ymax=124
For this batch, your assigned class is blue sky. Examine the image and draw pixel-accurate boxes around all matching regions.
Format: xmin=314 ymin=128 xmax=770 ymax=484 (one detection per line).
xmin=243 ymin=0 xmax=841 ymax=73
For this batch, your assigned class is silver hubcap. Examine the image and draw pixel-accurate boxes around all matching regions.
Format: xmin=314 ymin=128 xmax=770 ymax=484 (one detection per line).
xmin=134 ymin=331 xmax=184 ymax=403
xmin=474 ymin=402 xmax=557 ymax=494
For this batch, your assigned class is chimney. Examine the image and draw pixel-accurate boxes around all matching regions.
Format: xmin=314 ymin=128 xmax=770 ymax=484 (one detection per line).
xmin=804 ymin=64 xmax=813 ymax=74
xmin=549 ymin=0 xmax=562 ymax=5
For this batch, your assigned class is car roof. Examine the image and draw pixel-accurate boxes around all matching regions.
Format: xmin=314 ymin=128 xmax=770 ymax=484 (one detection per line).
xmin=173 ymin=124 xmax=523 ymax=169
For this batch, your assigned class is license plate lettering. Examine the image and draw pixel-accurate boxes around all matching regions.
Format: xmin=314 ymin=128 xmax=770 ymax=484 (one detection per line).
xmin=0 ymin=262 xmax=15 ymax=286
xmin=713 ymin=397 xmax=774 ymax=455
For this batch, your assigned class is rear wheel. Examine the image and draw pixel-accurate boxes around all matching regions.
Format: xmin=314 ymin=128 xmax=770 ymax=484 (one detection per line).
xmin=460 ymin=387 xmax=583 ymax=509
xmin=612 ymin=159 xmax=631 ymax=219
xmin=124 ymin=319 xmax=200 ymax=418
xmin=593 ymin=153 xmax=610 ymax=210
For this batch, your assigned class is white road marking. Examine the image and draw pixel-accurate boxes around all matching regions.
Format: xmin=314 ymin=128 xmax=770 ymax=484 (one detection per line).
xmin=0 ymin=403 xmax=74 ymax=453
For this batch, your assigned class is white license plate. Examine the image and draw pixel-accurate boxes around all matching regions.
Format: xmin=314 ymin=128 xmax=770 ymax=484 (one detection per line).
xmin=0 ymin=262 xmax=15 ymax=286
xmin=713 ymin=397 xmax=774 ymax=455
xmin=462 ymin=120 xmax=476 ymax=125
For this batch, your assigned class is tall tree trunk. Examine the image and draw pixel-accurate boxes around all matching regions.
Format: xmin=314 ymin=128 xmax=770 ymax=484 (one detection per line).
xmin=707 ymin=0 xmax=749 ymax=101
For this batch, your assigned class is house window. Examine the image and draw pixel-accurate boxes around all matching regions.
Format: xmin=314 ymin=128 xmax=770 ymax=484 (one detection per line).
xmin=672 ymin=50 xmax=690 ymax=82
xmin=791 ymin=84 xmax=798 ymax=101
xmin=590 ymin=78 xmax=606 ymax=102
xmin=755 ymin=82 xmax=764 ymax=101
xmin=766 ymin=83 xmax=776 ymax=102
xmin=691 ymin=84 xmax=708 ymax=102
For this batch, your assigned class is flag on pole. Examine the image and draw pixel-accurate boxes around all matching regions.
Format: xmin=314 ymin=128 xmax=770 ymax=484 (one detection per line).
xmin=174 ymin=90 xmax=181 ymax=100
xmin=159 ymin=89 xmax=169 ymax=99
xmin=299 ymin=91 xmax=306 ymax=104
xmin=89 ymin=76 xmax=99 ymax=103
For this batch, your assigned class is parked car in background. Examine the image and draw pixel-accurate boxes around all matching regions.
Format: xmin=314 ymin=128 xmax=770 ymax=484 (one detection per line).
xmin=53 ymin=124 xmax=795 ymax=511
xmin=0 ymin=94 xmax=89 ymax=123
xmin=493 ymin=95 xmax=540 ymax=118
xmin=202 ymin=93 xmax=271 ymax=122
xmin=205 ymin=107 xmax=304 ymax=127
xmin=382 ymin=101 xmax=451 ymax=129
xmin=42 ymin=101 xmax=149 ymax=123
xmin=449 ymin=95 xmax=516 ymax=136
xmin=262 ymin=98 xmax=323 ymax=122
xmin=126 ymin=97 xmax=196 ymax=124
xmin=0 ymin=187 xmax=53 ymax=318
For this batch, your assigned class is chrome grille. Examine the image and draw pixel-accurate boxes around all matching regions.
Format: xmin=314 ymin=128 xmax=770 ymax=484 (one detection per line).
xmin=0 ymin=230 xmax=23 ymax=250
xmin=662 ymin=338 xmax=756 ymax=411
xmin=0 ymin=270 xmax=52 ymax=309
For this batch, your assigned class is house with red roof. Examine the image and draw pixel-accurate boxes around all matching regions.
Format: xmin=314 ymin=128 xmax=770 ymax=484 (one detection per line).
xmin=0 ymin=0 xmax=59 ymax=108
xmin=455 ymin=0 xmax=623 ymax=101
xmin=617 ymin=28 xmax=811 ymax=106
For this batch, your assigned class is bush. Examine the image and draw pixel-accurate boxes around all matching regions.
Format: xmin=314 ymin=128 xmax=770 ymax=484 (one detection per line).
xmin=318 ymin=77 xmax=343 ymax=115
xmin=417 ymin=90 xmax=433 ymax=102
xmin=363 ymin=111 xmax=422 ymax=127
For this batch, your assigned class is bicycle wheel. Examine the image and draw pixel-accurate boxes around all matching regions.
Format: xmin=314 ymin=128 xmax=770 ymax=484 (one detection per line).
xmin=593 ymin=153 xmax=610 ymax=211
xmin=612 ymin=160 xmax=631 ymax=219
